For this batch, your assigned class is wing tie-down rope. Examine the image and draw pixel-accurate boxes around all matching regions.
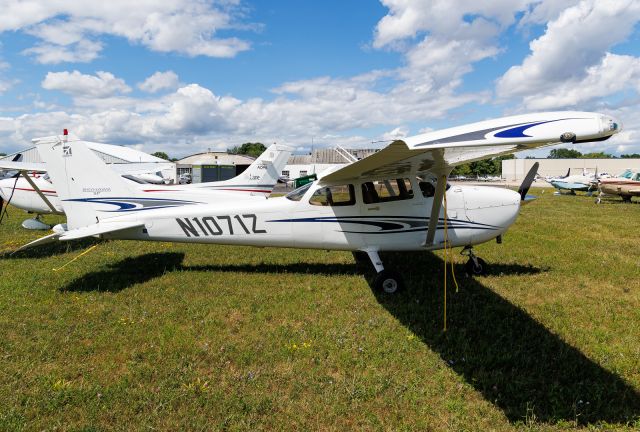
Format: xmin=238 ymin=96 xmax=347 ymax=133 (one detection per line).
xmin=442 ymin=176 xmax=458 ymax=332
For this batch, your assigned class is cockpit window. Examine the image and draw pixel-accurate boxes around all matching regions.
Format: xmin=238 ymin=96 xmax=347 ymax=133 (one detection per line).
xmin=285 ymin=183 xmax=312 ymax=201
xmin=417 ymin=176 xmax=450 ymax=198
xmin=418 ymin=181 xmax=435 ymax=197
xmin=309 ymin=184 xmax=355 ymax=206
xmin=619 ymin=169 xmax=633 ymax=179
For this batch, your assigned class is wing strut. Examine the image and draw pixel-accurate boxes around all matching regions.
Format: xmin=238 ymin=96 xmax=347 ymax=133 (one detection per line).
xmin=20 ymin=172 xmax=59 ymax=214
xmin=423 ymin=173 xmax=449 ymax=248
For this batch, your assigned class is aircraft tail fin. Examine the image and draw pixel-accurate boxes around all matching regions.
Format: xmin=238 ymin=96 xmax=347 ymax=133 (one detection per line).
xmin=185 ymin=144 xmax=293 ymax=194
xmin=37 ymin=137 xmax=138 ymax=229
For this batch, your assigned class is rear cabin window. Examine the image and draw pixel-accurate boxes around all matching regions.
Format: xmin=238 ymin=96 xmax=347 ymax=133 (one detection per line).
xmin=309 ymin=184 xmax=355 ymax=206
xmin=361 ymin=178 xmax=414 ymax=204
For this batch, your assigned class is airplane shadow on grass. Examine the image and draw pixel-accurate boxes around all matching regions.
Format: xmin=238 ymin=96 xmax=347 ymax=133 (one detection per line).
xmin=373 ymin=251 xmax=640 ymax=426
xmin=60 ymin=250 xmax=640 ymax=425
xmin=62 ymin=252 xmax=185 ymax=293
xmin=61 ymin=252 xmax=355 ymax=293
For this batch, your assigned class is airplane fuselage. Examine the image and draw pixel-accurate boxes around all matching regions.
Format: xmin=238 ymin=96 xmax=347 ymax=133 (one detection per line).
xmin=96 ymin=180 xmax=521 ymax=252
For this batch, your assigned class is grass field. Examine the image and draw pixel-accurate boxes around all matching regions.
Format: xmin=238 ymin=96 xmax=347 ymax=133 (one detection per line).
xmin=1 ymin=189 xmax=639 ymax=431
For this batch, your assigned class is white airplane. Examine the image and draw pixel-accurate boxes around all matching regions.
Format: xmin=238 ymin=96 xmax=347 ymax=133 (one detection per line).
xmin=0 ymin=138 xmax=292 ymax=230
xmin=17 ymin=111 xmax=620 ymax=293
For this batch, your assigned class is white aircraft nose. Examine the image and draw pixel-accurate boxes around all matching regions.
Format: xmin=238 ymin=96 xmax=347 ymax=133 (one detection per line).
xmin=462 ymin=186 xmax=521 ymax=244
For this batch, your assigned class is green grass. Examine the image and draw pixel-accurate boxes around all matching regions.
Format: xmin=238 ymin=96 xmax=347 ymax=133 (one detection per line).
xmin=0 ymin=189 xmax=639 ymax=431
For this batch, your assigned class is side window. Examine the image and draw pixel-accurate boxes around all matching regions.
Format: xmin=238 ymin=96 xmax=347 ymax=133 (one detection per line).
xmin=361 ymin=178 xmax=413 ymax=204
xmin=309 ymin=184 xmax=355 ymax=206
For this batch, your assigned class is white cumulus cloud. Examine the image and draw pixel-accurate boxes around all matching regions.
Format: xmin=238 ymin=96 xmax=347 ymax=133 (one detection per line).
xmin=138 ymin=71 xmax=180 ymax=93
xmin=0 ymin=0 xmax=252 ymax=64
xmin=497 ymin=0 xmax=640 ymax=99
xmin=42 ymin=70 xmax=131 ymax=97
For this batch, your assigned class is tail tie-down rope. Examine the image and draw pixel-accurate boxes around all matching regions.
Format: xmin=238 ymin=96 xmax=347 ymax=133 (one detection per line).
xmin=53 ymin=244 xmax=99 ymax=272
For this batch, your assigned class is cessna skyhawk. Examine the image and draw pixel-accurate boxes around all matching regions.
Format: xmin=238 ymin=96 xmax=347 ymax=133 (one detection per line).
xmin=18 ymin=111 xmax=620 ymax=293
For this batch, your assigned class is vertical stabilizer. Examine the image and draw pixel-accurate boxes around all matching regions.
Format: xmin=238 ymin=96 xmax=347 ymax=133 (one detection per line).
xmin=186 ymin=144 xmax=293 ymax=194
xmin=37 ymin=138 xmax=137 ymax=229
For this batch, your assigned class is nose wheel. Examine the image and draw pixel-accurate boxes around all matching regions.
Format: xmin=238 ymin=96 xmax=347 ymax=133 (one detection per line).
xmin=461 ymin=246 xmax=487 ymax=276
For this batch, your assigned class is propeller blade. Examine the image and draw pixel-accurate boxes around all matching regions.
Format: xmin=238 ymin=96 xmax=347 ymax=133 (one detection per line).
xmin=518 ymin=162 xmax=539 ymax=201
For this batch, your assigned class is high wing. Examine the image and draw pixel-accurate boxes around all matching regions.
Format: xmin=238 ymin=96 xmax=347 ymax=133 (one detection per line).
xmin=319 ymin=111 xmax=619 ymax=184
xmin=0 ymin=161 xmax=46 ymax=172
xmin=318 ymin=111 xmax=620 ymax=248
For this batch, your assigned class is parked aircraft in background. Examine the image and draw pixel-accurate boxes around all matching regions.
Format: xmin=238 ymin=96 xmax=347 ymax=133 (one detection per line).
xmin=597 ymin=169 xmax=640 ymax=203
xmin=0 ymin=136 xmax=292 ymax=230
xmin=17 ymin=111 xmax=620 ymax=293
xmin=546 ymin=168 xmax=601 ymax=194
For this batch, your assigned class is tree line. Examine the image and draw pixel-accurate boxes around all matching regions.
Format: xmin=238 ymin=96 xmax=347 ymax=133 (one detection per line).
xmin=545 ymin=148 xmax=640 ymax=159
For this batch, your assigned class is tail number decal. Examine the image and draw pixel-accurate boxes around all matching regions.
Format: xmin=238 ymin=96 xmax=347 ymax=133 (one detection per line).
xmin=176 ymin=214 xmax=266 ymax=237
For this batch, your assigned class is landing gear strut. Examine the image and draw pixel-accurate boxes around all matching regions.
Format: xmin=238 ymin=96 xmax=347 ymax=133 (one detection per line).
xmin=363 ymin=250 xmax=404 ymax=294
xmin=461 ymin=246 xmax=487 ymax=276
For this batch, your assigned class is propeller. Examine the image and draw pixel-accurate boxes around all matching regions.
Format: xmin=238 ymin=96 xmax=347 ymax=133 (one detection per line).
xmin=517 ymin=162 xmax=539 ymax=202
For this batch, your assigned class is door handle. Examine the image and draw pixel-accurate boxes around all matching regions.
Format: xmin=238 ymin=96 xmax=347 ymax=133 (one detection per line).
xmin=367 ymin=206 xmax=380 ymax=211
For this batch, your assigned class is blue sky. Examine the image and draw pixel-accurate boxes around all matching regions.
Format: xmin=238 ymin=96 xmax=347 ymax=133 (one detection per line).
xmin=0 ymin=0 xmax=639 ymax=158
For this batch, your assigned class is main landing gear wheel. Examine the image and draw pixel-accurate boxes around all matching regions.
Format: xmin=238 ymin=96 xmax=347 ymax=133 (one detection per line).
xmin=362 ymin=250 xmax=404 ymax=294
xmin=465 ymin=257 xmax=487 ymax=276
xmin=373 ymin=269 xmax=404 ymax=294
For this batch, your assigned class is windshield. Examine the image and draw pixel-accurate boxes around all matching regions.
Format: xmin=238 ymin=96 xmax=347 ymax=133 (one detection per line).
xmin=285 ymin=183 xmax=312 ymax=201
xmin=618 ymin=169 xmax=633 ymax=179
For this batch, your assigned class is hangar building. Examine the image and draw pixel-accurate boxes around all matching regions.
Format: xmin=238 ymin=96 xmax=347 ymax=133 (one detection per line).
xmin=175 ymin=152 xmax=255 ymax=183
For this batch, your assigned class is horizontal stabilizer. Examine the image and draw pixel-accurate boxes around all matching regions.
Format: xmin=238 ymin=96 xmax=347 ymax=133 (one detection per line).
xmin=13 ymin=232 xmax=62 ymax=253
xmin=60 ymin=221 xmax=144 ymax=241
